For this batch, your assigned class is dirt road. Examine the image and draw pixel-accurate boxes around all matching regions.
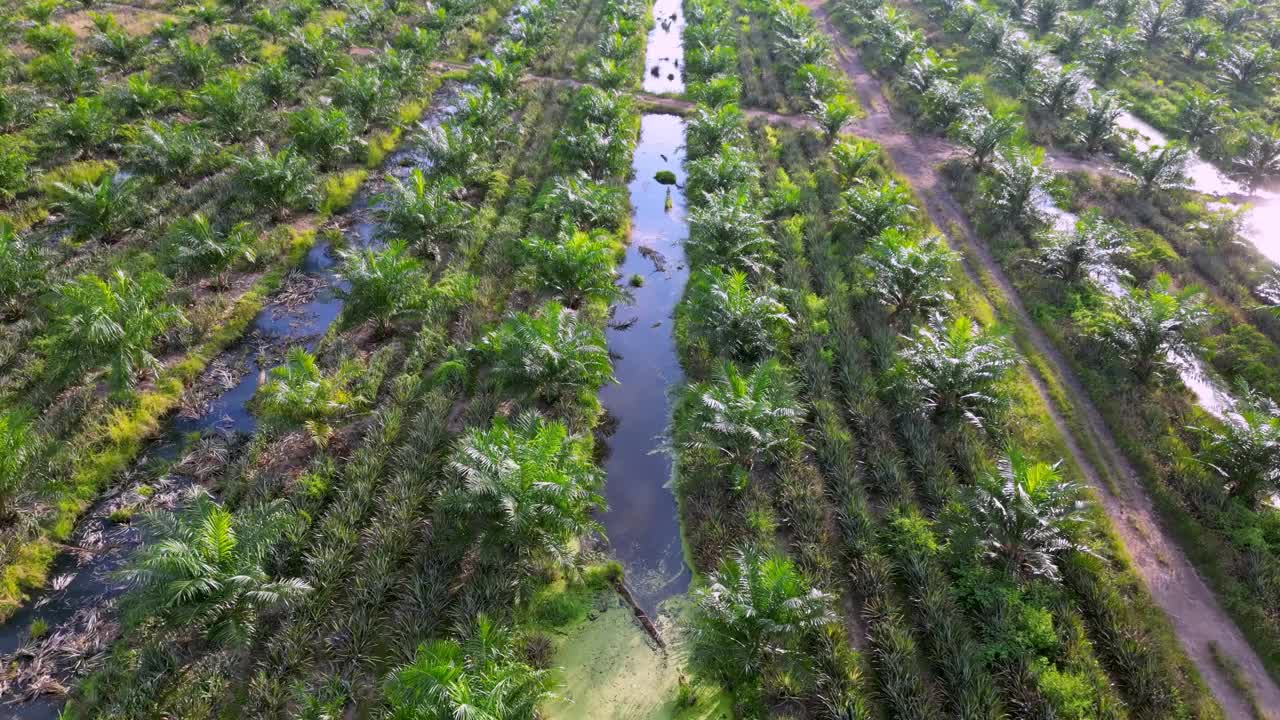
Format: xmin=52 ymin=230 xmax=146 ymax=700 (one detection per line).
xmin=801 ymin=1 xmax=1280 ymax=717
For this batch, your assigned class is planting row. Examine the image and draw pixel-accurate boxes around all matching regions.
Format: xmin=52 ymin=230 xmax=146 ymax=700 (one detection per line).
xmin=3 ymin=0 xmax=672 ymax=716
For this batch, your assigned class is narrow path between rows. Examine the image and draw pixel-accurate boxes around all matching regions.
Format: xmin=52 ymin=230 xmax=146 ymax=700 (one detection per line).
xmin=802 ymin=1 xmax=1280 ymax=717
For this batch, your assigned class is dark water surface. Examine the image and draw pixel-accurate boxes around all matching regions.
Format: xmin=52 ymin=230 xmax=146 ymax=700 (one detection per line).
xmin=597 ymin=114 xmax=691 ymax=617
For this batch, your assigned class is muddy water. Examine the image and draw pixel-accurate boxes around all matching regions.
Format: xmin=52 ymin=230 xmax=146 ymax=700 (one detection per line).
xmin=1115 ymin=112 xmax=1280 ymax=267
xmin=1036 ymin=174 xmax=1237 ymax=418
xmin=643 ymin=0 xmax=685 ymax=94
xmin=597 ymin=114 xmax=691 ymax=616
xmin=0 ymin=92 xmax=462 ymax=719
xmin=1008 ymin=26 xmax=1280 ymax=266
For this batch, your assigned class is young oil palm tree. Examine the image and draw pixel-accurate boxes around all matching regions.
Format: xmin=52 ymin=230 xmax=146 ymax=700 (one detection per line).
xmin=29 ymin=47 xmax=98 ymax=99
xmin=807 ymin=93 xmax=858 ymax=145
xmin=995 ymin=41 xmax=1045 ymax=93
xmin=685 ymin=103 xmax=748 ymax=159
xmin=688 ymin=75 xmax=743 ymax=110
xmin=193 ymin=72 xmax=264 ymax=141
xmin=469 ymin=54 xmax=521 ymax=96
xmin=122 ymin=492 xmax=310 ymax=647
xmin=0 ymin=135 xmax=31 ymax=203
xmin=374 ymin=169 xmax=470 ymax=259
xmin=1036 ymin=210 xmax=1130 ymax=285
xmin=830 ymin=138 xmax=879 ymax=185
xmin=256 ymin=347 xmax=352 ymax=426
xmin=685 ymin=144 xmax=761 ymax=198
xmin=233 ymin=140 xmax=318 ymax=211
xmin=1034 ymin=65 xmax=1086 ymax=119
xmin=689 ymin=546 xmax=836 ymax=690
xmin=331 ymin=65 xmax=395 ymax=127
xmin=982 ymin=147 xmax=1049 ymax=235
xmin=420 ymin=123 xmax=495 ymax=186
xmin=965 ymin=449 xmax=1091 ymax=582
xmin=46 ymin=270 xmax=184 ymax=391
xmin=385 ymin=615 xmax=555 ymax=720
xmin=166 ymin=214 xmax=257 ymax=286
xmin=686 ymin=189 xmax=774 ymax=277
xmin=906 ymin=46 xmax=957 ymax=94
xmin=679 ymin=359 xmax=803 ymax=471
xmin=534 ymin=172 xmax=625 ymax=230
xmin=518 ymin=229 xmax=619 ymax=308
xmin=1076 ymin=91 xmax=1123 ymax=155
xmin=336 ymin=239 xmax=427 ymax=333
xmin=1174 ymin=88 xmax=1224 ymax=146
xmin=287 ymin=105 xmax=357 ymax=169
xmin=114 ymin=72 xmax=177 ymax=118
xmin=93 ymin=22 xmax=143 ymax=68
xmin=1178 ymin=18 xmax=1217 ymax=64
xmin=957 ymin=111 xmax=1019 ymax=171
xmin=684 ymin=266 xmax=794 ymax=363
xmin=1136 ymin=0 xmax=1177 ymax=45
xmin=52 ymin=172 xmax=142 ymax=242
xmin=478 ymin=300 xmax=614 ymax=404
xmin=0 ymin=411 xmax=33 ymax=520
xmin=441 ymin=413 xmax=603 ymax=573
xmin=1031 ymin=0 xmax=1065 ymax=35
xmin=1218 ymin=43 xmax=1275 ymax=92
xmin=860 ymin=229 xmax=955 ymax=325
xmin=0 ymin=219 xmax=42 ymax=310
xmin=873 ymin=9 xmax=924 ymax=67
xmin=968 ymin=14 xmax=1010 ymax=55
xmin=125 ymin=120 xmax=215 ymax=182
xmin=39 ymin=96 xmax=116 ymax=153
xmin=836 ymin=178 xmax=917 ymax=242
xmin=1125 ymin=142 xmax=1189 ymax=192
xmin=1192 ymin=387 xmax=1280 ymax=507
xmin=1231 ymin=127 xmax=1280 ymax=192
xmin=1078 ymin=274 xmax=1205 ymax=383
xmin=899 ymin=314 xmax=1016 ymax=426
xmin=1088 ymin=31 xmax=1135 ymax=81
xmin=553 ymin=121 xmax=630 ymax=182
xmin=284 ymin=24 xmax=345 ymax=79
xmin=254 ymin=57 xmax=302 ymax=107
xmin=169 ymin=36 xmax=220 ymax=86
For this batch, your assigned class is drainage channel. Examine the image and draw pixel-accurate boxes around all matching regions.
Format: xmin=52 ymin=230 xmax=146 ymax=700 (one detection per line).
xmin=0 ymin=87 xmax=463 ymax=719
xmin=598 ymin=113 xmax=691 ymax=618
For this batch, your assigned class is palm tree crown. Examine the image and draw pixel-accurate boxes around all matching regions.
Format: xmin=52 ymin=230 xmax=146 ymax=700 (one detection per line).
xmin=385 ymin=615 xmax=555 ymax=720
xmin=1193 ymin=387 xmax=1280 ymax=507
xmin=899 ymin=314 xmax=1016 ymax=426
xmin=441 ymin=412 xmax=603 ymax=573
xmin=122 ymin=492 xmax=310 ymax=647
xmin=965 ymin=449 xmax=1091 ymax=582
xmin=690 ymin=546 xmax=836 ymax=688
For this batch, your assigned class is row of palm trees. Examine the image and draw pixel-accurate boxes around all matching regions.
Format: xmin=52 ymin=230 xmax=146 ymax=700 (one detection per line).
xmin=679 ymin=2 xmax=1116 ymax=715
xmin=677 ymin=0 xmax=1236 ymax=715
xmin=841 ymin=0 xmax=1280 ymax=704
xmin=0 ymin=0 xmax=500 ymax=610
xmin=71 ymin=0 xmax=655 ymax=715
xmin=849 ymin=0 xmax=1278 ymax=487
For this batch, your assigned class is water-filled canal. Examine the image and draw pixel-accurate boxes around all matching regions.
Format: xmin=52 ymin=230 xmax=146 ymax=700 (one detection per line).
xmin=597 ymin=114 xmax=691 ymax=617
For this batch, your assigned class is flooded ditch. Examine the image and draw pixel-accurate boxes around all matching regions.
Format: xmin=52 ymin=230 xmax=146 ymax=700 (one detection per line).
xmin=593 ymin=0 xmax=692 ymax=621
xmin=598 ymin=114 xmax=691 ymax=618
xmin=0 ymin=88 xmax=464 ymax=717
xmin=643 ymin=0 xmax=685 ymax=95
